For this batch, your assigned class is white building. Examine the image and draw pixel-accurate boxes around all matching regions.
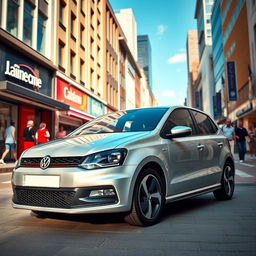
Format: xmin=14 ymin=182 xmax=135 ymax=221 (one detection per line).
xmin=140 ymin=69 xmax=150 ymax=108
xmin=194 ymin=0 xmax=215 ymax=117
xmin=115 ymin=8 xmax=138 ymax=61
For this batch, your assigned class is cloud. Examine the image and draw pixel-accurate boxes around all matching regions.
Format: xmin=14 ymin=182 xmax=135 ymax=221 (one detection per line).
xmin=161 ymin=90 xmax=176 ymax=97
xmin=167 ymin=53 xmax=187 ymax=64
xmin=156 ymin=24 xmax=168 ymax=36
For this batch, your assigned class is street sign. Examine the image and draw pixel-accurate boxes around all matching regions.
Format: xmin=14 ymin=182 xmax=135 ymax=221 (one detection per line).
xmin=226 ymin=61 xmax=237 ymax=101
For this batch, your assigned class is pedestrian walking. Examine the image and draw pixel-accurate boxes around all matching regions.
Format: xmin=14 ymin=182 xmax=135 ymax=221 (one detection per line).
xmin=56 ymin=125 xmax=66 ymax=139
xmin=35 ymin=122 xmax=50 ymax=144
xmin=0 ymin=121 xmax=17 ymax=164
xmin=235 ymin=119 xmax=249 ymax=162
xmin=23 ymin=120 xmax=36 ymax=150
xmin=0 ymin=121 xmax=5 ymax=154
xmin=248 ymin=123 xmax=256 ymax=157
xmin=221 ymin=118 xmax=235 ymax=155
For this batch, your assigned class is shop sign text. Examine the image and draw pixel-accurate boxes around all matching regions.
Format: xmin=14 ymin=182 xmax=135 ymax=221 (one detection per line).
xmin=4 ymin=60 xmax=42 ymax=90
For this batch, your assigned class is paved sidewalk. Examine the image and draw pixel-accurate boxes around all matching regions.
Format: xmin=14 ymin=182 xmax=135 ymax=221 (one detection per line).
xmin=0 ymin=163 xmax=16 ymax=173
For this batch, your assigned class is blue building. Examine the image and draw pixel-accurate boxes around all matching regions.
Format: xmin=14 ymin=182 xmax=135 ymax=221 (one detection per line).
xmin=211 ymin=0 xmax=225 ymax=120
xmin=137 ymin=35 xmax=152 ymax=88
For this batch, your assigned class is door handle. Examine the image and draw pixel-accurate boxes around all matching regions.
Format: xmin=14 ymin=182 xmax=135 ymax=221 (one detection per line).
xmin=197 ymin=144 xmax=205 ymax=151
xmin=217 ymin=142 xmax=223 ymax=148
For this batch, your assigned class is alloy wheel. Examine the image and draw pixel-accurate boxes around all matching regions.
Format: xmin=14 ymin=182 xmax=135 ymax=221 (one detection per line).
xmin=138 ymin=174 xmax=162 ymax=219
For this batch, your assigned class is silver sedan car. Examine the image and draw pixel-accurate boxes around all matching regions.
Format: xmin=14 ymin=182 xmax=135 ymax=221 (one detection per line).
xmin=12 ymin=106 xmax=235 ymax=226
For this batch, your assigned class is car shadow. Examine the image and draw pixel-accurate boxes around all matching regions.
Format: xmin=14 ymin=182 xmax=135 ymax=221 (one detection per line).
xmin=31 ymin=193 xmax=220 ymax=226
xmin=162 ymin=193 xmax=219 ymax=220
xmin=31 ymin=210 xmax=127 ymax=225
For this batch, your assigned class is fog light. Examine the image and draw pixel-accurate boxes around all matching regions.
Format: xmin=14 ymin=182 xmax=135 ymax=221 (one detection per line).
xmin=89 ymin=188 xmax=116 ymax=197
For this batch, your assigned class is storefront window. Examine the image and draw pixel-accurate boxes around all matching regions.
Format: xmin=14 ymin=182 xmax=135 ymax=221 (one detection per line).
xmin=7 ymin=0 xmax=19 ymax=37
xmin=37 ymin=13 xmax=46 ymax=54
xmin=23 ymin=1 xmax=33 ymax=46
xmin=0 ymin=101 xmax=18 ymax=162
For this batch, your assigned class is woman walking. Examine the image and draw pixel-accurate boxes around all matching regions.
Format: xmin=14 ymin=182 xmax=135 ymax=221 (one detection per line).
xmin=35 ymin=123 xmax=50 ymax=144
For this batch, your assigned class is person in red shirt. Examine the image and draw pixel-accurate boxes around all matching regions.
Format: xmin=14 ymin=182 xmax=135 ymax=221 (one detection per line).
xmin=35 ymin=123 xmax=50 ymax=144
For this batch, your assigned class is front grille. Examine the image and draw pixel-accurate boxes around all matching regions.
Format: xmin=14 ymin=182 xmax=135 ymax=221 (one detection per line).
xmin=20 ymin=157 xmax=84 ymax=168
xmin=13 ymin=187 xmax=76 ymax=208
xmin=12 ymin=186 xmax=119 ymax=208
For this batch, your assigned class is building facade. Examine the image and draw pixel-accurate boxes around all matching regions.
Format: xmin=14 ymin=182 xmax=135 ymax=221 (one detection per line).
xmin=0 ymin=0 xmax=157 ymax=160
xmin=194 ymin=0 xmax=215 ymax=117
xmin=137 ymin=35 xmax=152 ymax=89
xmin=221 ymin=0 xmax=255 ymax=126
xmin=186 ymin=30 xmax=199 ymax=108
xmin=0 ymin=0 xmax=69 ymax=158
xmin=246 ymin=0 xmax=256 ymax=121
xmin=54 ymin=0 xmax=122 ymax=133
xmin=115 ymin=8 xmax=137 ymax=61
xmin=211 ymin=0 xmax=225 ymax=122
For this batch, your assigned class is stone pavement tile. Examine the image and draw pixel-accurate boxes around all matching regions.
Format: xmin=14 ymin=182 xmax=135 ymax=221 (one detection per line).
xmin=0 ymin=241 xmax=63 ymax=256
xmin=0 ymin=228 xmax=105 ymax=248
xmin=100 ymin=238 xmax=200 ymax=251
xmin=199 ymin=241 xmax=256 ymax=253
xmin=55 ymin=247 xmax=165 ymax=256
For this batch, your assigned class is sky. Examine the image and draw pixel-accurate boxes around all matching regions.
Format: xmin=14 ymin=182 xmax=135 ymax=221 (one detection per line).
xmin=109 ymin=0 xmax=197 ymax=106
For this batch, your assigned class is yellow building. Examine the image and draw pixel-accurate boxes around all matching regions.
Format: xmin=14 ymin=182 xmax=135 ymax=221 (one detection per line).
xmin=54 ymin=0 xmax=124 ymax=131
xmin=221 ymin=0 xmax=256 ymax=126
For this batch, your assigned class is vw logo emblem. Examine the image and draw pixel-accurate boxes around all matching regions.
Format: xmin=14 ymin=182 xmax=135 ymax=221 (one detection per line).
xmin=40 ymin=156 xmax=51 ymax=170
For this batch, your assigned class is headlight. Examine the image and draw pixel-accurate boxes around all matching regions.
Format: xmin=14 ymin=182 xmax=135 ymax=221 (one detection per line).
xmin=79 ymin=149 xmax=127 ymax=170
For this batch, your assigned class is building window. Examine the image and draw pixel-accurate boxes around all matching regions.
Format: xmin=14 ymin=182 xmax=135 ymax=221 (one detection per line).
xmin=59 ymin=0 xmax=65 ymax=24
xmin=80 ymin=59 xmax=85 ymax=85
xmin=70 ymin=51 xmax=76 ymax=78
xmin=71 ymin=12 xmax=76 ymax=39
xmin=37 ymin=13 xmax=46 ymax=54
xmin=80 ymin=24 xmax=85 ymax=49
xmin=90 ymin=68 xmax=94 ymax=91
xmin=58 ymin=41 xmax=65 ymax=71
xmin=7 ymin=0 xmax=19 ymax=37
xmin=23 ymin=1 xmax=34 ymax=46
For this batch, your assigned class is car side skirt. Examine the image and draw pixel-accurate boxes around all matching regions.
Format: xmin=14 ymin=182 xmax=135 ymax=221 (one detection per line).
xmin=165 ymin=183 xmax=221 ymax=203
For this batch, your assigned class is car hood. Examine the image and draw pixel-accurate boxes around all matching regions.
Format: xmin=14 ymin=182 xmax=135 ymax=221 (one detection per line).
xmin=22 ymin=132 xmax=151 ymax=157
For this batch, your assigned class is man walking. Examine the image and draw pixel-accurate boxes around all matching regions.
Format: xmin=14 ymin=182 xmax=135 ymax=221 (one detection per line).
xmin=222 ymin=118 xmax=235 ymax=155
xmin=0 ymin=121 xmax=17 ymax=164
xmin=235 ymin=119 xmax=249 ymax=162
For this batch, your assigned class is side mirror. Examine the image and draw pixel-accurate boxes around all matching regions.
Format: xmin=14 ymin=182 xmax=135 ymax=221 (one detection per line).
xmin=166 ymin=126 xmax=192 ymax=138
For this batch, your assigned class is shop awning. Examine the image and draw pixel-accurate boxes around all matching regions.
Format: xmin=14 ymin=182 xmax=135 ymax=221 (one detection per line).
xmin=0 ymin=81 xmax=69 ymax=110
xmin=67 ymin=109 xmax=95 ymax=121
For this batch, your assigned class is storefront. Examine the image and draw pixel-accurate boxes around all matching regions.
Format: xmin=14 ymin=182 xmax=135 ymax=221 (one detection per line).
xmin=0 ymin=39 xmax=69 ymax=158
xmin=235 ymin=99 xmax=256 ymax=129
xmin=56 ymin=78 xmax=95 ymax=134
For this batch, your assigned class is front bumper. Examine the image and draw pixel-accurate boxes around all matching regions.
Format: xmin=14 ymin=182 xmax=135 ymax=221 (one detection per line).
xmin=12 ymin=165 xmax=136 ymax=214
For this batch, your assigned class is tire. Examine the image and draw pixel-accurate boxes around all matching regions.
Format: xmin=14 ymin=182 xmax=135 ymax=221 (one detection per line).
xmin=213 ymin=161 xmax=235 ymax=200
xmin=124 ymin=167 xmax=165 ymax=226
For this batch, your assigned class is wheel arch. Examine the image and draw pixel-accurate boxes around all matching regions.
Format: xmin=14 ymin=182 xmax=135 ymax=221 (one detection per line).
xmin=127 ymin=156 xmax=168 ymax=210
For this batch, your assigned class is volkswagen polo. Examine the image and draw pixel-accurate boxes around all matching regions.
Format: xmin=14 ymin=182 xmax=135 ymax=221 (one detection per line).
xmin=12 ymin=106 xmax=235 ymax=226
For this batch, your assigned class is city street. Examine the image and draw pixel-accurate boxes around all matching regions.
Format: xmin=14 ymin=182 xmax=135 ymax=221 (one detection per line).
xmin=0 ymin=156 xmax=256 ymax=256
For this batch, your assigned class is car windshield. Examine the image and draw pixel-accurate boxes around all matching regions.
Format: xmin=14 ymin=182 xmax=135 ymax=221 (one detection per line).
xmin=70 ymin=108 xmax=169 ymax=135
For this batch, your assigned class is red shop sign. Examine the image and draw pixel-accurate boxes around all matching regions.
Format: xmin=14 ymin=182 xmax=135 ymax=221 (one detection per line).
xmin=57 ymin=78 xmax=88 ymax=112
